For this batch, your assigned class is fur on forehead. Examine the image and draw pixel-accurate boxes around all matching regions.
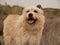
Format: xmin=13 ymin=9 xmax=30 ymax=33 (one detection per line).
xmin=23 ymin=6 xmax=44 ymax=14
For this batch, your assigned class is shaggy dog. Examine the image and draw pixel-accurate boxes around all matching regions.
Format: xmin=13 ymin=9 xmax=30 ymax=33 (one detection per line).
xmin=3 ymin=6 xmax=45 ymax=45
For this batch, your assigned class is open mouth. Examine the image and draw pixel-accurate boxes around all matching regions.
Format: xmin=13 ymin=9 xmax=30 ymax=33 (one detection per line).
xmin=27 ymin=18 xmax=37 ymax=24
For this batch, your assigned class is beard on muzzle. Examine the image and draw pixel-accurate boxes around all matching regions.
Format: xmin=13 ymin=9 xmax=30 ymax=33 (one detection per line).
xmin=27 ymin=17 xmax=37 ymax=24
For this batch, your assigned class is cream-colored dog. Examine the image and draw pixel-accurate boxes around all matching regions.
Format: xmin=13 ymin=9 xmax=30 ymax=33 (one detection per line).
xmin=3 ymin=6 xmax=45 ymax=45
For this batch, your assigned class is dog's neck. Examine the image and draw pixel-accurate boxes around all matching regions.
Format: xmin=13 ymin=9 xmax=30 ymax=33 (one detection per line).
xmin=15 ymin=19 xmax=44 ymax=35
xmin=23 ymin=23 xmax=43 ymax=35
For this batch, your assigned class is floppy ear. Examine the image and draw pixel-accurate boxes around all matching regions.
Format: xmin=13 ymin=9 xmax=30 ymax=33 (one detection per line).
xmin=36 ymin=5 xmax=42 ymax=9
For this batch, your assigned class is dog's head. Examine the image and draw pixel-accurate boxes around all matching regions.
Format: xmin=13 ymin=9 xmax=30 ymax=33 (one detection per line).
xmin=22 ymin=6 xmax=44 ymax=25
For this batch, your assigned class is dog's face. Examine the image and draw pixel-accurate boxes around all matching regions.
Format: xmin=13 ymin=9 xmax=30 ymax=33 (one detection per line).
xmin=22 ymin=6 xmax=44 ymax=25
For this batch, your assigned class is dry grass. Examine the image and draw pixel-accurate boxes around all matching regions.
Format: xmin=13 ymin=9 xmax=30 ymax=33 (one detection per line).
xmin=0 ymin=5 xmax=60 ymax=45
xmin=40 ymin=17 xmax=60 ymax=45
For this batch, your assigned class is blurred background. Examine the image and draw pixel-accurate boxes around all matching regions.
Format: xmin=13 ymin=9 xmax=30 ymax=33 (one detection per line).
xmin=0 ymin=0 xmax=60 ymax=45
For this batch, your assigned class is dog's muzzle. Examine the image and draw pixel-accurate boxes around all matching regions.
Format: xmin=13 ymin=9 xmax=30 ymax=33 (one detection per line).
xmin=27 ymin=13 xmax=37 ymax=24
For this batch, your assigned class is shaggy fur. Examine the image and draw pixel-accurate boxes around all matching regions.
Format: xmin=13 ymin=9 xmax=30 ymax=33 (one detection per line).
xmin=3 ymin=6 xmax=45 ymax=45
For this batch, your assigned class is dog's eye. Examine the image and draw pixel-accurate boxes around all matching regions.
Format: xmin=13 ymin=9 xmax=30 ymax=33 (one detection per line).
xmin=34 ymin=10 xmax=38 ymax=13
xmin=27 ymin=10 xmax=29 ymax=13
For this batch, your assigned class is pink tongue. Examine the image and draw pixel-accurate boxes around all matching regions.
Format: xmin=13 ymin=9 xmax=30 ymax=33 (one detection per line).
xmin=28 ymin=20 xmax=34 ymax=24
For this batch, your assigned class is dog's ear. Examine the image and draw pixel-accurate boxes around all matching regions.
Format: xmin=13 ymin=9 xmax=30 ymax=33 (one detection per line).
xmin=36 ymin=5 xmax=42 ymax=9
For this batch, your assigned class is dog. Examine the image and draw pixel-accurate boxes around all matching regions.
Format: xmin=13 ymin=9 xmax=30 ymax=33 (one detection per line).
xmin=3 ymin=5 xmax=45 ymax=45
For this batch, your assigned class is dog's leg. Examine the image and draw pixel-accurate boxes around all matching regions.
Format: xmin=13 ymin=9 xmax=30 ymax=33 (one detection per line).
xmin=4 ymin=35 xmax=12 ymax=45
xmin=29 ymin=37 xmax=41 ymax=45
xmin=15 ymin=37 xmax=23 ymax=45
xmin=15 ymin=37 xmax=28 ymax=45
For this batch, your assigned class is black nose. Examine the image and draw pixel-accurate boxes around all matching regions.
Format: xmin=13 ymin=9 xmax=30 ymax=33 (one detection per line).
xmin=28 ymin=13 xmax=33 ymax=18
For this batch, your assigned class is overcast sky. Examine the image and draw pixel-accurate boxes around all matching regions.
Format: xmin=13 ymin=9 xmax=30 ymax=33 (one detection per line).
xmin=0 ymin=0 xmax=60 ymax=9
